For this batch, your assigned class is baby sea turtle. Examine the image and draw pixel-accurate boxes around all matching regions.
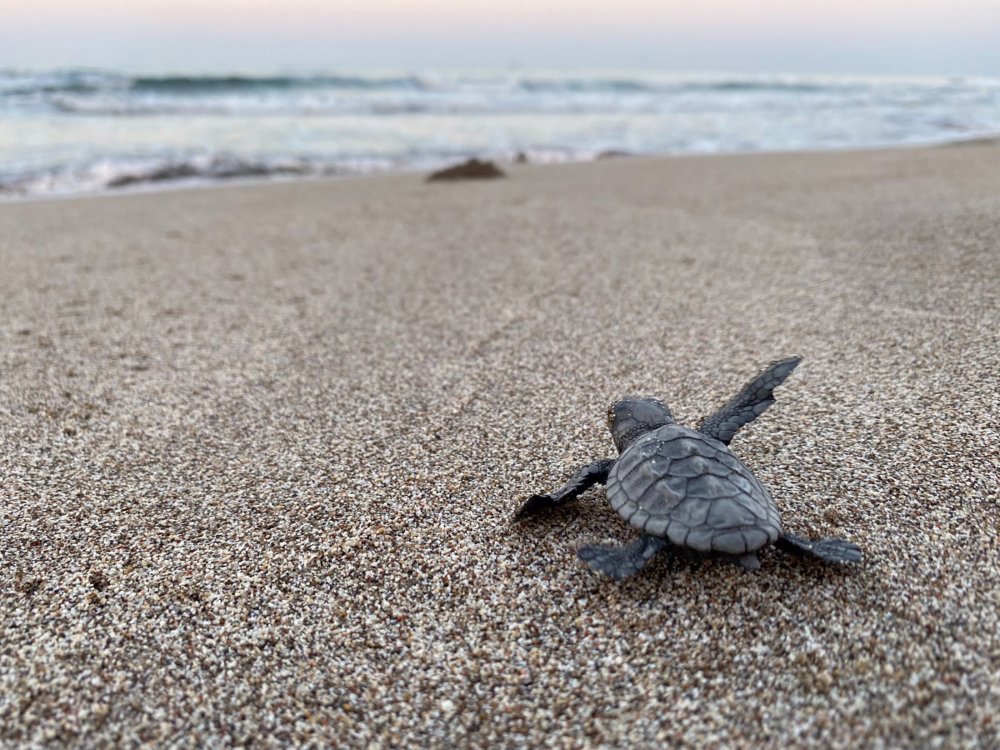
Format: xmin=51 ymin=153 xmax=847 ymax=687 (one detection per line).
xmin=517 ymin=357 xmax=862 ymax=578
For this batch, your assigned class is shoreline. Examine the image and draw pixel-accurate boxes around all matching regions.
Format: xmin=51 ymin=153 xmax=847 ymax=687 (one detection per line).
xmin=3 ymin=132 xmax=1000 ymax=205
xmin=2 ymin=143 xmax=998 ymax=747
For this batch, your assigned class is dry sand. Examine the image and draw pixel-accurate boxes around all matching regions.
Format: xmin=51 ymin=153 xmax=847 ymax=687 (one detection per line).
xmin=1 ymin=145 xmax=998 ymax=748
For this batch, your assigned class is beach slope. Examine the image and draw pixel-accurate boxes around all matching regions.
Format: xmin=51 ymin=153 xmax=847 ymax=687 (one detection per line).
xmin=1 ymin=146 xmax=998 ymax=747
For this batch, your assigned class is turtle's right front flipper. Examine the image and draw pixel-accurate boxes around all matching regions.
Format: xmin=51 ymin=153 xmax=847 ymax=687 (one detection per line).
xmin=516 ymin=458 xmax=616 ymax=517
xmin=698 ymin=357 xmax=801 ymax=445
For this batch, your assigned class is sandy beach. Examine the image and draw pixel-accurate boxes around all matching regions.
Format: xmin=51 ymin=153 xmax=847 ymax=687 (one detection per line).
xmin=1 ymin=145 xmax=998 ymax=747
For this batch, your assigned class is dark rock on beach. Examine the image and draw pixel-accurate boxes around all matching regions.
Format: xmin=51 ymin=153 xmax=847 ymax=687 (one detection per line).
xmin=426 ymin=158 xmax=505 ymax=182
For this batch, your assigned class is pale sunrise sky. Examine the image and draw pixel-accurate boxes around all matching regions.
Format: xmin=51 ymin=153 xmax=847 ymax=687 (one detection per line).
xmin=2 ymin=0 xmax=999 ymax=75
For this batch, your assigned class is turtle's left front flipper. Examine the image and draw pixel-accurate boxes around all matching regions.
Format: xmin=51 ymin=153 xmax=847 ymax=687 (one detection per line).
xmin=698 ymin=357 xmax=801 ymax=445
xmin=776 ymin=533 xmax=863 ymax=564
xmin=516 ymin=458 xmax=616 ymax=517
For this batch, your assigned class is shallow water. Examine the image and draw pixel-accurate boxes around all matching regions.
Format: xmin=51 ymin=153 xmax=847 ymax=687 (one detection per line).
xmin=3 ymin=68 xmax=999 ymax=197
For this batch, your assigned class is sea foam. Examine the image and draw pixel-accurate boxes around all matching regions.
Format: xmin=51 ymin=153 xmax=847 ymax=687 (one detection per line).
xmin=2 ymin=69 xmax=999 ymax=197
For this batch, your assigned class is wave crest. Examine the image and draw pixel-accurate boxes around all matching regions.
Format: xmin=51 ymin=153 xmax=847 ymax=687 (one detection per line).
xmin=128 ymin=74 xmax=428 ymax=93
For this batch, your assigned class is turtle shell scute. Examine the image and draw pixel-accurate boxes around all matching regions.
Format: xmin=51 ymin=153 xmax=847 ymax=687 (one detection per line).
xmin=606 ymin=424 xmax=782 ymax=554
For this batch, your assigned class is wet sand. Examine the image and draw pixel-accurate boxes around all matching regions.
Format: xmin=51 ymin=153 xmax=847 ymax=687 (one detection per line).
xmin=1 ymin=145 xmax=998 ymax=747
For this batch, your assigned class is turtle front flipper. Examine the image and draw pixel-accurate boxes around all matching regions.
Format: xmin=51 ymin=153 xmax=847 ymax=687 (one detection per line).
xmin=578 ymin=534 xmax=667 ymax=580
xmin=775 ymin=533 xmax=863 ymax=564
xmin=697 ymin=357 xmax=801 ymax=445
xmin=517 ymin=459 xmax=616 ymax=517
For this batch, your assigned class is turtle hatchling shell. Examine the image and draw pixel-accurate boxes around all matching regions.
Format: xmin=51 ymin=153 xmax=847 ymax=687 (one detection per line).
xmin=605 ymin=424 xmax=782 ymax=555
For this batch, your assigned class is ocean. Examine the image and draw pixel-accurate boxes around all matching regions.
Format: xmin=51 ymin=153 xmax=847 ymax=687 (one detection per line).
xmin=2 ymin=68 xmax=999 ymax=198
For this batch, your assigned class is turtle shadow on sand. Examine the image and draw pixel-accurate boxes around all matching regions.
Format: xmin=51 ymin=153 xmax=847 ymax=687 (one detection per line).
xmin=513 ymin=510 xmax=859 ymax=587
xmin=515 ymin=357 xmax=864 ymax=581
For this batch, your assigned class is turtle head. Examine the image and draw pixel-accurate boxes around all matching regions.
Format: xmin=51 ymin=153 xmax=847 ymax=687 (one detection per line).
xmin=607 ymin=397 xmax=673 ymax=453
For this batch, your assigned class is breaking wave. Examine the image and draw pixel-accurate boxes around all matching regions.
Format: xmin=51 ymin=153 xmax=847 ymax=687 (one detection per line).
xmin=3 ymin=68 xmax=1000 ymax=197
xmin=0 ymin=155 xmax=345 ymax=197
xmin=128 ymin=73 xmax=428 ymax=93
xmin=3 ymin=69 xmax=951 ymax=117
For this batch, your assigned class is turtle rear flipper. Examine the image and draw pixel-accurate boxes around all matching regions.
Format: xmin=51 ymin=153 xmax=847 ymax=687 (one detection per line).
xmin=578 ymin=534 xmax=667 ymax=580
xmin=776 ymin=533 xmax=863 ymax=564
xmin=698 ymin=357 xmax=801 ymax=445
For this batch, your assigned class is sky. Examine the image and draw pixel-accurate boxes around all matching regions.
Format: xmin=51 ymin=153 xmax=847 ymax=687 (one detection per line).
xmin=1 ymin=0 xmax=999 ymax=75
